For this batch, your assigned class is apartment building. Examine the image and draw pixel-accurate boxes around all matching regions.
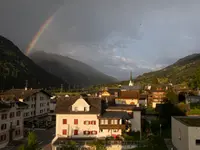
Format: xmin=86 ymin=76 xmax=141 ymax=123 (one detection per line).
xmin=172 ymin=116 xmax=200 ymax=150
xmin=0 ymin=89 xmax=51 ymax=124
xmin=0 ymin=100 xmax=27 ymax=149
xmin=149 ymin=88 xmax=166 ymax=108
xmin=52 ymin=96 xmax=142 ymax=149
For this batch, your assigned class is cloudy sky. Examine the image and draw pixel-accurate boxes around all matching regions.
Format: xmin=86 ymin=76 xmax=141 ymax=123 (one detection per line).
xmin=1 ymin=0 xmax=200 ymax=80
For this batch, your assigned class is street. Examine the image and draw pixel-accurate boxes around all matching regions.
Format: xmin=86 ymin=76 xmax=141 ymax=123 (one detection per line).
xmin=2 ymin=127 xmax=55 ymax=150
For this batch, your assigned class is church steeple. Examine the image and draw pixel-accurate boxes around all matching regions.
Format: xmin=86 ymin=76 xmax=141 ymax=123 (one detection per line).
xmin=129 ymin=71 xmax=134 ymax=86
xmin=130 ymin=71 xmax=133 ymax=81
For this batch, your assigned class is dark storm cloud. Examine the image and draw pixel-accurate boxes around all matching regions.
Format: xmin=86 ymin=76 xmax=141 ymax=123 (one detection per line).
xmin=1 ymin=0 xmax=200 ymax=79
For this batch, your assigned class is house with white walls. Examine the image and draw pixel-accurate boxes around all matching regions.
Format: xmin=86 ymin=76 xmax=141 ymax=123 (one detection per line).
xmin=52 ymin=96 xmax=143 ymax=149
xmin=172 ymin=116 xmax=200 ymax=150
xmin=0 ymin=100 xmax=27 ymax=149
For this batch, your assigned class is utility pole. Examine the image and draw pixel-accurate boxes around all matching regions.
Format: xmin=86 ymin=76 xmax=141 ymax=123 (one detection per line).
xmin=60 ymin=84 xmax=63 ymax=93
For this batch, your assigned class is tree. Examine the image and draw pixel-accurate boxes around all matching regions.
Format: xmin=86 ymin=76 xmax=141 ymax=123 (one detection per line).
xmin=18 ymin=131 xmax=39 ymax=150
xmin=90 ymin=140 xmax=106 ymax=150
xmin=166 ymin=90 xmax=178 ymax=104
xmin=189 ymin=68 xmax=200 ymax=89
xmin=62 ymin=140 xmax=77 ymax=150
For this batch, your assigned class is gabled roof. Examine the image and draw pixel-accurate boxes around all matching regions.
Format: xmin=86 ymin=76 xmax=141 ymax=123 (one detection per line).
xmin=0 ymin=100 xmax=10 ymax=110
xmin=117 ymin=91 xmax=139 ymax=99
xmin=55 ymin=96 xmax=101 ymax=114
xmin=0 ymin=89 xmax=51 ymax=100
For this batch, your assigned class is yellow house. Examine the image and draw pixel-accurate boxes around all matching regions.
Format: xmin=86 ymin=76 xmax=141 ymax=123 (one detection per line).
xmin=101 ymin=91 xmax=111 ymax=97
xmin=115 ymin=91 xmax=140 ymax=105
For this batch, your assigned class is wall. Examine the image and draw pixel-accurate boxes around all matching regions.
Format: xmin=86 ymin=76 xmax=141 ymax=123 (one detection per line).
xmin=171 ymin=117 xmax=189 ymax=150
xmin=188 ymin=127 xmax=200 ymax=150
xmin=0 ymin=103 xmax=24 ymax=149
xmin=72 ymin=98 xmax=89 ymax=111
xmin=130 ymin=111 xmax=141 ymax=132
xmin=56 ymin=114 xmax=99 ymax=138
xmin=35 ymin=92 xmax=50 ymax=117
xmin=98 ymin=129 xmax=122 ymax=137
xmin=115 ymin=99 xmax=139 ymax=105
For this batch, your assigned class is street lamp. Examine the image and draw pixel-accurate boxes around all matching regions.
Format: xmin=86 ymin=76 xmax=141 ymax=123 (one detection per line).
xmin=160 ymin=124 xmax=162 ymax=137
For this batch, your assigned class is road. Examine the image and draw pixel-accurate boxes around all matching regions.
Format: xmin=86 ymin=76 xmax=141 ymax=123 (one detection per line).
xmin=2 ymin=127 xmax=55 ymax=150
xmin=34 ymin=127 xmax=55 ymax=148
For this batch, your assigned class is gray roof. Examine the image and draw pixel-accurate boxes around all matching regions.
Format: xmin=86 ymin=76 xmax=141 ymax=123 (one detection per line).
xmin=101 ymin=111 xmax=131 ymax=119
xmin=121 ymin=85 xmax=141 ymax=90
xmin=174 ymin=116 xmax=200 ymax=127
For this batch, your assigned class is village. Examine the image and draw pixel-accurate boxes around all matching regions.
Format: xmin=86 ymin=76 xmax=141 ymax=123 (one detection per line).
xmin=0 ymin=73 xmax=200 ymax=150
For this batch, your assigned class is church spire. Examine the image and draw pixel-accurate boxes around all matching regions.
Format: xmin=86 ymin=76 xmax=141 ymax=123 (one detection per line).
xmin=129 ymin=71 xmax=134 ymax=86
xmin=130 ymin=71 xmax=133 ymax=81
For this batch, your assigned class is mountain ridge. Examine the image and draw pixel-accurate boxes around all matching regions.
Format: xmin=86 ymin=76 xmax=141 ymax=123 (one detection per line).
xmin=0 ymin=35 xmax=64 ymax=90
xmin=29 ymin=51 xmax=117 ymax=86
xmin=135 ymin=53 xmax=200 ymax=85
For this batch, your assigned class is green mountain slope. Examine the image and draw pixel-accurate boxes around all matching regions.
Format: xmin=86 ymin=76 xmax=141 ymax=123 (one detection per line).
xmin=0 ymin=35 xmax=64 ymax=90
xmin=135 ymin=53 xmax=200 ymax=85
xmin=29 ymin=51 xmax=117 ymax=86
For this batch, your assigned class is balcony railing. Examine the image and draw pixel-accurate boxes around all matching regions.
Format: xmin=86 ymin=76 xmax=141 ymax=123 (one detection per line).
xmin=99 ymin=124 xmax=126 ymax=129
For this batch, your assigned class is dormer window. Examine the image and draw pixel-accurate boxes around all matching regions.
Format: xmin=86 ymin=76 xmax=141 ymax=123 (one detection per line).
xmin=74 ymin=107 xmax=78 ymax=112
xmin=84 ymin=107 xmax=87 ymax=112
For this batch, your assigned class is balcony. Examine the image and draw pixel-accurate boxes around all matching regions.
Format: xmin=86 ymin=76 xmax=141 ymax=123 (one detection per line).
xmin=99 ymin=124 xmax=126 ymax=130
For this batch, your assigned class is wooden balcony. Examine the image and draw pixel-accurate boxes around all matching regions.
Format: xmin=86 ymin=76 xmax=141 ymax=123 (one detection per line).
xmin=99 ymin=124 xmax=126 ymax=129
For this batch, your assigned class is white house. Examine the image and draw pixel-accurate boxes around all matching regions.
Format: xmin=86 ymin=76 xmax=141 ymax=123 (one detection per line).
xmin=0 ymin=100 xmax=27 ymax=149
xmin=52 ymin=96 xmax=143 ymax=150
xmin=172 ymin=116 xmax=200 ymax=150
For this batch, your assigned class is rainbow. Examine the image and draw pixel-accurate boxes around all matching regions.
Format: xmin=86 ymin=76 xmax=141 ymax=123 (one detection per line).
xmin=25 ymin=15 xmax=54 ymax=55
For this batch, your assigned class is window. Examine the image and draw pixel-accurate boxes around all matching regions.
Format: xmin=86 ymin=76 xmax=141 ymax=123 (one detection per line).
xmin=111 ymin=120 xmax=118 ymax=125
xmin=74 ymin=130 xmax=78 ymax=135
xmin=47 ymin=102 xmax=49 ymax=106
xmin=91 ymin=131 xmax=97 ymax=135
xmin=62 ymin=129 xmax=67 ymax=135
xmin=1 ymin=124 xmax=7 ymax=130
xmin=113 ymin=129 xmax=119 ymax=132
xmin=90 ymin=121 xmax=96 ymax=125
xmin=1 ymin=114 xmax=7 ymax=120
xmin=84 ymin=121 xmax=90 ymax=125
xmin=100 ymin=120 xmax=108 ymax=125
xmin=63 ymin=119 xmax=67 ymax=124
xmin=196 ymin=140 xmax=200 ymax=145
xmin=0 ymin=135 xmax=6 ymax=142
xmin=74 ymin=107 xmax=78 ymax=111
xmin=84 ymin=107 xmax=87 ymax=111
xmin=74 ymin=119 xmax=78 ymax=125
xmin=40 ymin=97 xmax=44 ymax=100
xmin=15 ymin=130 xmax=20 ymax=136
xmin=10 ymin=112 xmax=15 ymax=118
xmin=84 ymin=131 xmax=90 ymax=135
xmin=16 ymin=111 xmax=21 ymax=117
xmin=17 ymin=120 xmax=20 ymax=126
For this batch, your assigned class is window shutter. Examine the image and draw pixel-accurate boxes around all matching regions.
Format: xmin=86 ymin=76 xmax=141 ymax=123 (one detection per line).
xmin=63 ymin=119 xmax=67 ymax=124
xmin=62 ymin=129 xmax=67 ymax=135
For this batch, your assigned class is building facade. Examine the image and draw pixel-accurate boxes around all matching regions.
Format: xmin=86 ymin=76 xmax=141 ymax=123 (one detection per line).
xmin=52 ymin=96 xmax=142 ymax=149
xmin=0 ymin=89 xmax=51 ymax=125
xmin=172 ymin=116 xmax=200 ymax=150
xmin=0 ymin=100 xmax=27 ymax=149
